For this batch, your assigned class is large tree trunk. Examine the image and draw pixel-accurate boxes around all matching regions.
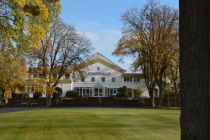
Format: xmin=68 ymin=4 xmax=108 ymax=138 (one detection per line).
xmin=158 ymin=87 xmax=163 ymax=107
xmin=180 ymin=1 xmax=210 ymax=140
xmin=149 ymin=89 xmax=155 ymax=107
xmin=46 ymin=95 xmax=52 ymax=107
xmin=157 ymin=75 xmax=164 ymax=107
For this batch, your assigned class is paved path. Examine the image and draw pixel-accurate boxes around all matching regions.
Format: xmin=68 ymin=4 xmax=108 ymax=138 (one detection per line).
xmin=0 ymin=107 xmax=42 ymax=113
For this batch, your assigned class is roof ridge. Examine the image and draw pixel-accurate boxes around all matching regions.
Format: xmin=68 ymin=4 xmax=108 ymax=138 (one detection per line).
xmin=90 ymin=52 xmax=124 ymax=69
xmin=84 ymin=52 xmax=125 ymax=73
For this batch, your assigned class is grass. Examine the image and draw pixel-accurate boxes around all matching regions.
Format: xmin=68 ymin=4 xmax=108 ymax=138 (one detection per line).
xmin=0 ymin=108 xmax=180 ymax=140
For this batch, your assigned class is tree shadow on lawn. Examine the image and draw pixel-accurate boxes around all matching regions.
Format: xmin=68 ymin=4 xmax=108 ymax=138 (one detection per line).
xmin=0 ymin=107 xmax=43 ymax=114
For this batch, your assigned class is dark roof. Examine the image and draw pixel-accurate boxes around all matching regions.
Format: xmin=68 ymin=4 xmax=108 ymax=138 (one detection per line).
xmin=122 ymin=73 xmax=144 ymax=79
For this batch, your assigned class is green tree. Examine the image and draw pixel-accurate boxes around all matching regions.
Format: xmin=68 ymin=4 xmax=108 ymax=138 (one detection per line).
xmin=119 ymin=86 xmax=128 ymax=97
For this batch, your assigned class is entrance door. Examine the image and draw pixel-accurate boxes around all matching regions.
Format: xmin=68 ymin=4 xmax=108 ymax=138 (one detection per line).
xmin=94 ymin=88 xmax=103 ymax=97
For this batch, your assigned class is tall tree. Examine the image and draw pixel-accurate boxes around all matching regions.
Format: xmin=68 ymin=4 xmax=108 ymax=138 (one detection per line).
xmin=28 ymin=19 xmax=91 ymax=106
xmin=0 ymin=0 xmax=61 ymax=101
xmin=113 ymin=0 xmax=178 ymax=107
xmin=180 ymin=0 xmax=210 ymax=139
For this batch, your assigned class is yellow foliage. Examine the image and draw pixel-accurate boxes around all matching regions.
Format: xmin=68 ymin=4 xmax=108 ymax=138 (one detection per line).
xmin=28 ymin=24 xmax=46 ymax=48
xmin=47 ymin=87 xmax=55 ymax=95
xmin=32 ymin=0 xmax=49 ymax=20
xmin=5 ymin=90 xmax=12 ymax=99
xmin=13 ymin=0 xmax=26 ymax=7
xmin=0 ymin=0 xmax=61 ymax=50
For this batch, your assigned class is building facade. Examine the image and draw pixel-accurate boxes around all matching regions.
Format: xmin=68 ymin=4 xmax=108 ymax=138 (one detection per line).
xmin=27 ymin=52 xmax=149 ymax=98
xmin=56 ymin=52 xmax=149 ymax=98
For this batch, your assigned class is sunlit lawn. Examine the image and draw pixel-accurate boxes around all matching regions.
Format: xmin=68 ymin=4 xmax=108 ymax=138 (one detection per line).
xmin=0 ymin=108 xmax=180 ymax=140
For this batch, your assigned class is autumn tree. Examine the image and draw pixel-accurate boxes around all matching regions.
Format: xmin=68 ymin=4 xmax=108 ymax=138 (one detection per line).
xmin=0 ymin=52 xmax=27 ymax=100
xmin=28 ymin=19 xmax=91 ymax=106
xmin=167 ymin=50 xmax=180 ymax=96
xmin=113 ymin=0 xmax=179 ymax=107
xmin=180 ymin=0 xmax=210 ymax=139
xmin=0 ymin=0 xmax=61 ymax=50
xmin=0 ymin=0 xmax=61 ymax=101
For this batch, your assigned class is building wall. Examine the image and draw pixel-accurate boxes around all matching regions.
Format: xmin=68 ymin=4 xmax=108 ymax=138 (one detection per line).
xmin=26 ymin=53 xmax=150 ymax=98
xmin=76 ymin=62 xmax=122 ymax=82
xmin=57 ymin=62 xmax=149 ymax=98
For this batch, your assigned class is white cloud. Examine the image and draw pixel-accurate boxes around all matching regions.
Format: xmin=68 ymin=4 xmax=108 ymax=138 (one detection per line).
xmin=92 ymin=30 xmax=120 ymax=54
xmin=80 ymin=32 xmax=99 ymax=42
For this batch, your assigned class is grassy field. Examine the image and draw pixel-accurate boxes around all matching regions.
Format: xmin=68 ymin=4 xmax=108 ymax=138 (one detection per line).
xmin=0 ymin=108 xmax=180 ymax=140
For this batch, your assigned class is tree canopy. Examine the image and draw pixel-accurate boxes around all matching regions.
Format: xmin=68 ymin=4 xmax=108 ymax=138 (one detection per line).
xmin=27 ymin=19 xmax=91 ymax=106
xmin=113 ymin=0 xmax=179 ymax=107
xmin=0 ymin=0 xmax=61 ymax=101
xmin=0 ymin=0 xmax=61 ymax=51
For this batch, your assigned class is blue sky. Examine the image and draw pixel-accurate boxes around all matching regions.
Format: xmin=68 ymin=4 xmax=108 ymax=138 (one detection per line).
xmin=60 ymin=0 xmax=179 ymax=71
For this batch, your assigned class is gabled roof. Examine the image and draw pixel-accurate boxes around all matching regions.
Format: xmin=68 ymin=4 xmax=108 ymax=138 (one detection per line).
xmin=28 ymin=52 xmax=125 ymax=74
xmin=85 ymin=52 xmax=125 ymax=73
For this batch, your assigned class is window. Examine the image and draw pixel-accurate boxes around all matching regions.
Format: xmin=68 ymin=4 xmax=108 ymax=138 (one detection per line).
xmin=124 ymin=77 xmax=132 ymax=82
xmin=81 ymin=78 xmax=85 ymax=82
xmin=91 ymin=77 xmax=95 ymax=82
xmin=101 ymin=77 xmax=105 ymax=82
xmin=134 ymin=78 xmax=140 ymax=82
xmin=108 ymin=88 xmax=119 ymax=97
xmin=83 ymin=88 xmax=86 ymax=96
xmin=65 ymin=74 xmax=70 ymax=79
xmin=124 ymin=77 xmax=126 ymax=82
xmin=79 ymin=88 xmax=82 ymax=96
xmin=112 ymin=77 xmax=116 ymax=83
xmin=97 ymin=67 xmax=100 ymax=71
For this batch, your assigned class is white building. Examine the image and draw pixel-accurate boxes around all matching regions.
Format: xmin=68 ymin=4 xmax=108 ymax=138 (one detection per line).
xmin=26 ymin=52 xmax=149 ymax=98
xmin=55 ymin=52 xmax=149 ymax=98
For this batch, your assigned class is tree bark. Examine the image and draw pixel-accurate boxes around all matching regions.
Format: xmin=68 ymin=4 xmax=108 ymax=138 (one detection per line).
xmin=149 ymin=89 xmax=155 ymax=107
xmin=157 ymin=73 xmax=165 ymax=107
xmin=180 ymin=1 xmax=210 ymax=140
xmin=158 ymin=87 xmax=163 ymax=107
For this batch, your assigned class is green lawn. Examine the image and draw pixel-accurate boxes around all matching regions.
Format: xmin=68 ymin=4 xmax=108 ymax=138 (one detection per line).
xmin=0 ymin=108 xmax=180 ymax=140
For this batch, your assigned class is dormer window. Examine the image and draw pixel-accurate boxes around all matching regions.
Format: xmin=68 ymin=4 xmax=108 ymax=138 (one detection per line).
xmin=101 ymin=77 xmax=105 ymax=82
xmin=134 ymin=78 xmax=140 ymax=82
xmin=124 ymin=77 xmax=132 ymax=82
xmin=81 ymin=78 xmax=85 ymax=82
xmin=91 ymin=77 xmax=95 ymax=82
xmin=97 ymin=67 xmax=100 ymax=71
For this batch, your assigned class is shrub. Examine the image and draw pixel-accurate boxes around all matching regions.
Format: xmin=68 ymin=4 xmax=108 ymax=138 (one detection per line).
xmin=52 ymin=87 xmax=62 ymax=99
xmin=33 ymin=91 xmax=42 ymax=99
xmin=135 ymin=89 xmax=143 ymax=97
xmin=66 ymin=90 xmax=78 ymax=97
xmin=22 ymin=93 xmax=29 ymax=99
xmin=12 ymin=93 xmax=23 ymax=99
xmin=0 ymin=93 xmax=3 ymax=101
xmin=118 ymin=86 xmax=128 ymax=97
xmin=0 ymin=102 xmax=3 ymax=108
